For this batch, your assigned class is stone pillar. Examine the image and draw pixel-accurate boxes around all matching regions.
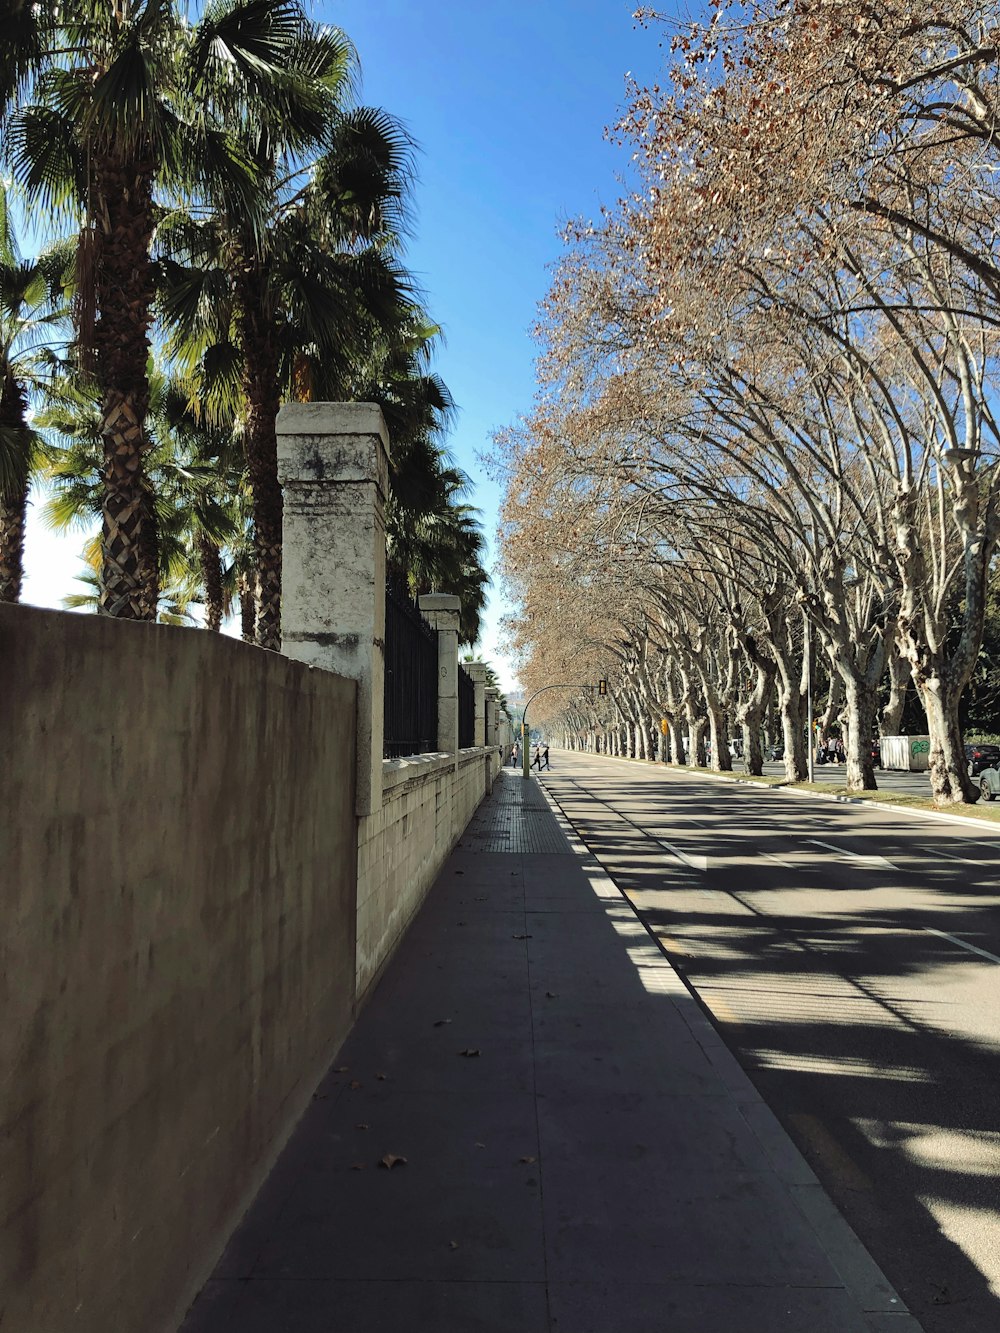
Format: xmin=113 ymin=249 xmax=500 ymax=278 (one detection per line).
xmin=277 ymin=402 xmax=389 ymax=818
xmin=465 ymin=661 xmax=489 ymax=747
xmin=485 ymin=687 xmax=499 ymax=747
xmin=418 ymin=593 xmax=461 ymax=757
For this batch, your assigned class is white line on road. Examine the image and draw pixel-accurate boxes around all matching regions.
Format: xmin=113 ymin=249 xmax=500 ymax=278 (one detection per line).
xmin=761 ymin=851 xmax=798 ymax=870
xmin=807 ymin=839 xmax=898 ymax=870
xmin=915 ymin=845 xmax=987 ymax=867
xmin=657 ymin=839 xmax=709 ymax=872
xmin=923 ymin=927 xmax=1000 ymax=966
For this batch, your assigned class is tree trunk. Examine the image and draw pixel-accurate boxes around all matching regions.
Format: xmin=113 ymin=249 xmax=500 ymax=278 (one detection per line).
xmin=90 ymin=154 xmax=159 ymax=619
xmin=0 ymin=371 xmax=30 ymax=603
xmin=707 ymin=700 xmax=732 ymax=772
xmin=689 ymin=709 xmax=708 ymax=767
xmin=239 ymin=572 xmax=257 ymax=643
xmin=668 ymin=717 xmax=686 ymax=766
xmin=894 ymin=488 xmax=995 ymax=802
xmin=842 ymin=677 xmax=878 ymax=791
xmin=0 ymin=484 xmax=27 ymax=603
xmin=743 ymin=720 xmax=764 ymax=776
xmin=818 ymin=665 xmax=845 ymax=742
xmin=237 ymin=268 xmax=284 ymax=652
xmin=919 ymin=674 xmax=978 ymax=803
xmin=779 ymin=683 xmax=807 ymax=781
xmin=740 ymin=660 xmax=774 ymax=777
xmin=881 ymin=645 xmax=911 ymax=736
xmin=198 ymin=532 xmax=225 ymax=631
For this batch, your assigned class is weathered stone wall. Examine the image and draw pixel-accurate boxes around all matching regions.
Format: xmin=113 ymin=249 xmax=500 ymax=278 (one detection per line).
xmin=356 ymin=749 xmax=495 ymax=999
xmin=0 ymin=605 xmax=358 ymax=1333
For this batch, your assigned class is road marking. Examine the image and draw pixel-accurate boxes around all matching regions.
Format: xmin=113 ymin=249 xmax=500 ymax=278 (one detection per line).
xmin=761 ymin=850 xmax=798 ymax=870
xmin=657 ymin=839 xmax=709 ymax=872
xmin=915 ymin=844 xmax=987 ymax=867
xmin=923 ymin=927 xmax=1000 ymax=966
xmin=807 ymin=839 xmax=897 ymax=870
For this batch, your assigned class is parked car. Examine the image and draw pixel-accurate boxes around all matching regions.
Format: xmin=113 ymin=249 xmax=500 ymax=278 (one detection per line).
xmin=965 ymin=743 xmax=1000 ymax=777
xmin=979 ymin=767 xmax=1000 ymax=801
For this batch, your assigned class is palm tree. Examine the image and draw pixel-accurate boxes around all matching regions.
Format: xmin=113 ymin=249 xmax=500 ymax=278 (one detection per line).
xmin=387 ymin=454 xmax=490 ymax=646
xmin=0 ymin=188 xmax=70 ymax=601
xmin=4 ymin=0 xmax=323 ymax=620
xmin=37 ymin=368 xmax=240 ymax=626
xmin=160 ymin=93 xmax=417 ymax=649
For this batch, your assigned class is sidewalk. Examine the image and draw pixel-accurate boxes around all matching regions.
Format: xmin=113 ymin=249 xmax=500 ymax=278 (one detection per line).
xmin=180 ymin=772 xmax=920 ymax=1332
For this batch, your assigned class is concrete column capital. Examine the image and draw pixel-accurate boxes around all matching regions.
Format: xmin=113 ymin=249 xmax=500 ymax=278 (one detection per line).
xmin=417 ymin=593 xmax=461 ymax=635
xmin=277 ymin=402 xmax=390 ymax=498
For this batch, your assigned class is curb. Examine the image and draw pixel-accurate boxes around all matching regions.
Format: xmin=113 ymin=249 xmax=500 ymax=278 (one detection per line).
xmin=559 ymin=749 xmax=1000 ymax=839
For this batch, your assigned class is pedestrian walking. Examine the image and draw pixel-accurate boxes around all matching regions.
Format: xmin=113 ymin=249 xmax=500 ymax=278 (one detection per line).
xmin=531 ymin=744 xmax=542 ymax=770
xmin=511 ymin=743 xmax=519 ymax=768
xmin=541 ymin=744 xmax=550 ymax=770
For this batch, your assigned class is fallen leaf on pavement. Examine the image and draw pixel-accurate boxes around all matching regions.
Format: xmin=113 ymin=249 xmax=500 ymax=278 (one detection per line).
xmin=376 ymin=1073 xmax=387 ymax=1081
xmin=379 ymin=1154 xmax=407 ymax=1170
xmin=475 ymin=1141 xmax=486 ymax=1148
xmin=433 ymin=1018 xmax=452 ymax=1027
xmin=545 ymin=991 xmax=558 ymax=999
xmin=334 ymin=1066 xmax=349 ymax=1073
xmin=349 ymin=1080 xmax=362 ymax=1089
xmin=351 ymin=1163 xmax=365 ymax=1171
xmin=518 ymin=1156 xmax=537 ymax=1165
xmin=355 ymin=1123 xmax=370 ymax=1131
xmin=448 ymin=1240 xmax=459 ymax=1250
xmin=459 ymin=1048 xmax=481 ymax=1058
xmin=512 ymin=934 xmax=532 ymax=940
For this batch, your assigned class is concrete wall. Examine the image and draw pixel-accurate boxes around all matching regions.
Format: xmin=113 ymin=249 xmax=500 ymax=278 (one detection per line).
xmin=356 ymin=749 xmax=496 ymax=999
xmin=0 ymin=605 xmax=358 ymax=1333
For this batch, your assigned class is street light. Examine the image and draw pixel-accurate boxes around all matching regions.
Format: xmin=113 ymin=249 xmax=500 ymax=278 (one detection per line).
xmin=806 ymin=621 xmax=814 ymax=783
xmin=520 ymin=682 xmax=603 ymax=779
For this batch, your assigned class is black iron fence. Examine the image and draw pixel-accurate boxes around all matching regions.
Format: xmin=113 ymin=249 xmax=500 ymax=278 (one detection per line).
xmin=458 ymin=664 xmax=475 ymax=748
xmin=384 ymin=583 xmax=438 ymax=758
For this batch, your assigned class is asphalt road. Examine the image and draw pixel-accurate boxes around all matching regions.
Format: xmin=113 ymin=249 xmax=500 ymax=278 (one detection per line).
xmin=541 ymin=753 xmax=1000 ymax=1333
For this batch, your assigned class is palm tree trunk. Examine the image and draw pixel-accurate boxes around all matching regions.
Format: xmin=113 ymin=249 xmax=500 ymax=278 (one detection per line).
xmin=90 ymin=154 xmax=158 ymax=619
xmin=239 ymin=571 xmax=257 ymax=643
xmin=236 ymin=270 xmax=283 ymax=652
xmin=0 ymin=370 xmax=30 ymax=603
xmin=198 ymin=532 xmax=224 ymax=631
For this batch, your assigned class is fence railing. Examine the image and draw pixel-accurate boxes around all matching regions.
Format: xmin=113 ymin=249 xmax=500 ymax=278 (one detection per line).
xmin=458 ymin=664 xmax=475 ymax=748
xmin=384 ymin=583 xmax=438 ymax=758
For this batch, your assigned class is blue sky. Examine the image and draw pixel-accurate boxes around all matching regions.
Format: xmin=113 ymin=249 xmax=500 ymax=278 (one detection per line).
xmin=21 ymin=0 xmax=671 ymax=691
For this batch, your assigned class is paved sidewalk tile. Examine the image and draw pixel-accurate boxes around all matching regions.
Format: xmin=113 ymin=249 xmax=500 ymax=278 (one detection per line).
xmin=179 ymin=772 xmax=919 ymax=1332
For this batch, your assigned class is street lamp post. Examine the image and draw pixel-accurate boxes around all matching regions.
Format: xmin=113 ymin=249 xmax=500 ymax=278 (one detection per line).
xmin=806 ymin=620 xmax=814 ymax=783
xmin=520 ymin=683 xmax=594 ymax=779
